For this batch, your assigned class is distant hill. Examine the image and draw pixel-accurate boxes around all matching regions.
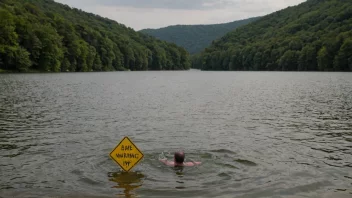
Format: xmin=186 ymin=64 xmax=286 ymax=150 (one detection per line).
xmin=0 ymin=0 xmax=190 ymax=72
xmin=193 ymin=0 xmax=352 ymax=71
xmin=140 ymin=17 xmax=260 ymax=54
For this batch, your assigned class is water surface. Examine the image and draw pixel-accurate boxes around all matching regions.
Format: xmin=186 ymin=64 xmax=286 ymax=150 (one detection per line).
xmin=0 ymin=71 xmax=351 ymax=198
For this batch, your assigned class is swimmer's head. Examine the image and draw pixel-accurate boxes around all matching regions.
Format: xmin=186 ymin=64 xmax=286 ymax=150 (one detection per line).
xmin=174 ymin=151 xmax=185 ymax=163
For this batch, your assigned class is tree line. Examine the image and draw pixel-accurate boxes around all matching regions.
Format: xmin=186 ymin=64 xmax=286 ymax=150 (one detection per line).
xmin=140 ymin=17 xmax=260 ymax=54
xmin=192 ymin=0 xmax=352 ymax=71
xmin=0 ymin=0 xmax=191 ymax=72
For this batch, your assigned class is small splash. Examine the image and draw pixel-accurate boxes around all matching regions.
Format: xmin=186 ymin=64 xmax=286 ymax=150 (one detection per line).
xmin=158 ymin=151 xmax=168 ymax=160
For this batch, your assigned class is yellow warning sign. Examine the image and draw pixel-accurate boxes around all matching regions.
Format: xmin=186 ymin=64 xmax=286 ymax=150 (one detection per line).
xmin=110 ymin=137 xmax=144 ymax=172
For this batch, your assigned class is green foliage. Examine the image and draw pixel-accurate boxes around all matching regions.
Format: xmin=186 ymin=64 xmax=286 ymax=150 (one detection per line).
xmin=0 ymin=0 xmax=190 ymax=72
xmin=140 ymin=17 xmax=260 ymax=54
xmin=334 ymin=39 xmax=352 ymax=71
xmin=0 ymin=45 xmax=31 ymax=71
xmin=317 ymin=47 xmax=332 ymax=71
xmin=14 ymin=47 xmax=32 ymax=71
xmin=279 ymin=50 xmax=299 ymax=71
xmin=298 ymin=45 xmax=317 ymax=71
xmin=0 ymin=8 xmax=18 ymax=46
xmin=193 ymin=0 xmax=352 ymax=71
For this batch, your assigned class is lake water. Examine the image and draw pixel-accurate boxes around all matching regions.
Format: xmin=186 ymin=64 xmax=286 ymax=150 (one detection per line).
xmin=0 ymin=71 xmax=351 ymax=198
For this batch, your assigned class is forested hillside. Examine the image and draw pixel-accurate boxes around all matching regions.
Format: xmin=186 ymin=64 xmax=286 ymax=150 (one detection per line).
xmin=193 ymin=0 xmax=352 ymax=71
xmin=140 ymin=17 xmax=259 ymax=54
xmin=0 ymin=0 xmax=190 ymax=72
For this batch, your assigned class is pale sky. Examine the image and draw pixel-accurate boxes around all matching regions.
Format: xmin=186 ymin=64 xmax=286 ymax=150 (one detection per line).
xmin=55 ymin=0 xmax=306 ymax=30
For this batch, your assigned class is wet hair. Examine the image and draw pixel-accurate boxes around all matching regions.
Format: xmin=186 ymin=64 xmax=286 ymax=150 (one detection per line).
xmin=174 ymin=151 xmax=185 ymax=163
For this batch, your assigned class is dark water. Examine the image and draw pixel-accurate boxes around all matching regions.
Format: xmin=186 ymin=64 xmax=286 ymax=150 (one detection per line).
xmin=0 ymin=71 xmax=351 ymax=198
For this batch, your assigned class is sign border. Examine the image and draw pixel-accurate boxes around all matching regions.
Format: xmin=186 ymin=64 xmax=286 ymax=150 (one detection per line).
xmin=109 ymin=136 xmax=144 ymax=172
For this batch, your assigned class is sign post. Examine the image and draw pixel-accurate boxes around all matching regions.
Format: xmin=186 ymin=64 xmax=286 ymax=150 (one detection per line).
xmin=110 ymin=137 xmax=144 ymax=172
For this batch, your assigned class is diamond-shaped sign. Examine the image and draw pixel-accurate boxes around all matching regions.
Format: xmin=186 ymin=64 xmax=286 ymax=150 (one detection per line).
xmin=110 ymin=137 xmax=144 ymax=172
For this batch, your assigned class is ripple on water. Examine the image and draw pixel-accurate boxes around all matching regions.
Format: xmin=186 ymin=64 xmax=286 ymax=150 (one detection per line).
xmin=234 ymin=159 xmax=258 ymax=166
xmin=210 ymin=149 xmax=237 ymax=155
xmin=1 ymin=72 xmax=352 ymax=197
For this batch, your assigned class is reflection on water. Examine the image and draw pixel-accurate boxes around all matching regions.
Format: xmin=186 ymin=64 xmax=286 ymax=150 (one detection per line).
xmin=108 ymin=171 xmax=144 ymax=198
xmin=0 ymin=72 xmax=351 ymax=198
xmin=174 ymin=166 xmax=185 ymax=175
xmin=174 ymin=167 xmax=186 ymax=189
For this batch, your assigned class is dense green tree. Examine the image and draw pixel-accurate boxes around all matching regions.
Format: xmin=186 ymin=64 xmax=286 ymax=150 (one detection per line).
xmin=14 ymin=47 xmax=32 ymax=71
xmin=317 ymin=47 xmax=332 ymax=71
xmin=193 ymin=0 xmax=352 ymax=72
xmin=279 ymin=50 xmax=299 ymax=71
xmin=93 ymin=54 xmax=102 ymax=71
xmin=298 ymin=45 xmax=317 ymax=71
xmin=334 ymin=39 xmax=352 ymax=71
xmin=140 ymin=17 xmax=260 ymax=54
xmin=0 ymin=8 xmax=17 ymax=46
xmin=34 ymin=24 xmax=64 ymax=72
xmin=253 ymin=52 xmax=263 ymax=70
xmin=61 ymin=57 xmax=70 ymax=72
xmin=0 ymin=0 xmax=190 ymax=72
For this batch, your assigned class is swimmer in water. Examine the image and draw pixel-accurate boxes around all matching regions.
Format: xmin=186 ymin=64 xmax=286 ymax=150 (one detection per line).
xmin=159 ymin=151 xmax=201 ymax=167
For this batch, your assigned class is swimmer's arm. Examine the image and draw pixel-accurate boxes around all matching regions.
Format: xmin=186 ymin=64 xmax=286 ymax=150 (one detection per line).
xmin=159 ymin=159 xmax=175 ymax=166
xmin=159 ymin=159 xmax=168 ymax=165
xmin=184 ymin=161 xmax=202 ymax=166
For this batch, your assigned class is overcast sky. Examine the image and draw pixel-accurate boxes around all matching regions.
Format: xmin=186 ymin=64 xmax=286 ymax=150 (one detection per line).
xmin=55 ymin=0 xmax=306 ymax=30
